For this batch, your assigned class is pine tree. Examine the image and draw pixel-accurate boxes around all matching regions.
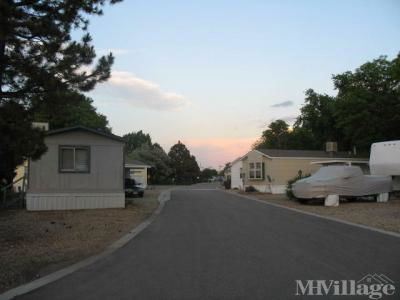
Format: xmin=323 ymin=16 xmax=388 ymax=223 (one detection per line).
xmin=168 ymin=141 xmax=200 ymax=184
xmin=0 ymin=0 xmax=122 ymax=184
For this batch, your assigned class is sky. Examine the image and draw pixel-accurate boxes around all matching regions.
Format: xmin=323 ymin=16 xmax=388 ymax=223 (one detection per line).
xmin=82 ymin=0 xmax=400 ymax=170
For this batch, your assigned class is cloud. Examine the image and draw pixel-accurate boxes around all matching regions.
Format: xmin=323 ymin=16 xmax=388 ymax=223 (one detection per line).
xmin=184 ymin=137 xmax=257 ymax=169
xmin=270 ymin=100 xmax=294 ymax=108
xmin=94 ymin=71 xmax=190 ymax=111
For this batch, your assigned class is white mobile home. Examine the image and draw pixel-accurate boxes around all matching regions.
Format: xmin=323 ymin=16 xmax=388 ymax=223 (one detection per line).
xmin=241 ymin=148 xmax=368 ymax=194
xmin=26 ymin=126 xmax=126 ymax=210
xmin=230 ymin=157 xmax=244 ymax=189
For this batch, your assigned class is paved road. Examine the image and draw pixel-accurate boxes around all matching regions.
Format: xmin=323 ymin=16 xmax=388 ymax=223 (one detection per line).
xmin=18 ymin=185 xmax=400 ymax=299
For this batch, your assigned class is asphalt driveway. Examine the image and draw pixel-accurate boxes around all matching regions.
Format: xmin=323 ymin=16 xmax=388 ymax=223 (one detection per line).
xmin=16 ymin=185 xmax=400 ymax=299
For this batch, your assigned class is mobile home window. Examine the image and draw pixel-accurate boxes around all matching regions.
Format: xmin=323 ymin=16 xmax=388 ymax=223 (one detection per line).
xmin=60 ymin=146 xmax=90 ymax=173
xmin=249 ymin=162 xmax=263 ymax=179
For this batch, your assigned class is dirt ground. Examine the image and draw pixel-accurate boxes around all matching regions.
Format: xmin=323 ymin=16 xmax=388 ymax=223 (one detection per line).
xmin=236 ymin=191 xmax=400 ymax=234
xmin=0 ymin=189 xmax=164 ymax=293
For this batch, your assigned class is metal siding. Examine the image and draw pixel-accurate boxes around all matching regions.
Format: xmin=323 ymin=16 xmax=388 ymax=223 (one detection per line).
xmin=26 ymin=193 xmax=125 ymax=211
xmin=251 ymin=184 xmax=271 ymax=193
xmin=28 ymin=131 xmax=124 ymax=194
xmin=270 ymin=185 xmax=287 ymax=194
xmin=269 ymin=158 xmax=321 ymax=185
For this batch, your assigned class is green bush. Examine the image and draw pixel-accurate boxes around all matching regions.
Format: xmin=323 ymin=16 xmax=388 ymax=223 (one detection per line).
xmin=224 ymin=179 xmax=231 ymax=189
xmin=245 ymin=186 xmax=257 ymax=192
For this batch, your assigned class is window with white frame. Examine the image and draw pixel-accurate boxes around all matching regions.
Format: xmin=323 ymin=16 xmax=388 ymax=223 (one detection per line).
xmin=59 ymin=146 xmax=90 ymax=173
xmin=249 ymin=162 xmax=263 ymax=179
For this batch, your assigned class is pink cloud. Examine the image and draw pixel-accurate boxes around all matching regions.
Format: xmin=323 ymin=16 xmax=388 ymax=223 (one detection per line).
xmin=184 ymin=137 xmax=257 ymax=170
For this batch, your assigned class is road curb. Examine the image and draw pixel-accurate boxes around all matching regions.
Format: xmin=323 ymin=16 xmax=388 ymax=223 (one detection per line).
xmin=220 ymin=189 xmax=400 ymax=239
xmin=0 ymin=190 xmax=171 ymax=300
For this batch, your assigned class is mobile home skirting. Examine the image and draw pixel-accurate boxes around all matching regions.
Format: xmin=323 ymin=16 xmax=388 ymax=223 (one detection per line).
xmin=247 ymin=184 xmax=287 ymax=194
xmin=270 ymin=185 xmax=286 ymax=194
xmin=249 ymin=184 xmax=271 ymax=193
xmin=26 ymin=192 xmax=125 ymax=211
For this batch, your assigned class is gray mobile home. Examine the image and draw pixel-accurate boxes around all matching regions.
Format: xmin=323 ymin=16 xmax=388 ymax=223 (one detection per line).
xmin=26 ymin=126 xmax=125 ymax=210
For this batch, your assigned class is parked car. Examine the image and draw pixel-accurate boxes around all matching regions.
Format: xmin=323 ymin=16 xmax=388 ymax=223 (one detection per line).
xmin=292 ymin=165 xmax=392 ymax=203
xmin=125 ymin=178 xmax=144 ymax=197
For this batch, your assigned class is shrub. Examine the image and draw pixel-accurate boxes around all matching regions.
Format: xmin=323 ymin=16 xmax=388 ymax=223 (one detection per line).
xmin=245 ymin=186 xmax=257 ymax=192
xmin=224 ymin=179 xmax=231 ymax=189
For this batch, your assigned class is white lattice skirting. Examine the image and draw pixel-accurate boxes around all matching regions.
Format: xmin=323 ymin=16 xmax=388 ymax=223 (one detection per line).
xmin=26 ymin=192 xmax=125 ymax=211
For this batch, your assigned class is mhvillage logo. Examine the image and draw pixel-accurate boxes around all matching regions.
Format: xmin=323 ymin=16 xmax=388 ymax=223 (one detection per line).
xmin=295 ymin=274 xmax=396 ymax=299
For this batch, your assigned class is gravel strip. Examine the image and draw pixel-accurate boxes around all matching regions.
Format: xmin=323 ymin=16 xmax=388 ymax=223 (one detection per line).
xmin=236 ymin=191 xmax=400 ymax=234
xmin=0 ymin=189 xmax=162 ymax=293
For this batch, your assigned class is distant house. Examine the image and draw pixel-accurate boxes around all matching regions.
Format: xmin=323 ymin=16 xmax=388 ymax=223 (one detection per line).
xmin=26 ymin=126 xmax=126 ymax=210
xmin=240 ymin=147 xmax=368 ymax=194
xmin=125 ymin=158 xmax=152 ymax=188
xmin=230 ymin=157 xmax=244 ymax=190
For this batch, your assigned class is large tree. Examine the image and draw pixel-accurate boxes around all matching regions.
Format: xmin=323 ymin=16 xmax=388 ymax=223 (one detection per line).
xmin=0 ymin=0 xmax=121 ymax=101
xmin=0 ymin=0 xmax=121 ymax=184
xmin=123 ymin=130 xmax=153 ymax=154
xmin=254 ymin=119 xmax=318 ymax=150
xmin=294 ymin=89 xmax=341 ymax=149
xmin=333 ymin=55 xmax=400 ymax=152
xmin=128 ymin=143 xmax=174 ymax=184
xmin=255 ymin=119 xmax=290 ymax=149
xmin=124 ymin=130 xmax=174 ymax=184
xmin=0 ymin=101 xmax=47 ymax=185
xmin=32 ymin=91 xmax=110 ymax=131
xmin=168 ymin=141 xmax=200 ymax=184
xmin=255 ymin=54 xmax=400 ymax=153
xmin=200 ymin=168 xmax=218 ymax=181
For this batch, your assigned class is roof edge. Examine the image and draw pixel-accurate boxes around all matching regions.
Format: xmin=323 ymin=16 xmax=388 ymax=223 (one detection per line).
xmin=252 ymin=149 xmax=368 ymax=160
xmin=46 ymin=126 xmax=125 ymax=143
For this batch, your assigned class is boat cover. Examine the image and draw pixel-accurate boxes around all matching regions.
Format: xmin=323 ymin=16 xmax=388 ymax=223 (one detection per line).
xmin=292 ymin=166 xmax=392 ymax=199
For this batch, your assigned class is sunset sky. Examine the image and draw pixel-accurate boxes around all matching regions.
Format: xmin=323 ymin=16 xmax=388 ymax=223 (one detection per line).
xmin=83 ymin=0 xmax=400 ymax=169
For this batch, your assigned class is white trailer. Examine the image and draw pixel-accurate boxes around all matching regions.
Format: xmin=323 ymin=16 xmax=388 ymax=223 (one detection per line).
xmin=370 ymin=140 xmax=400 ymax=191
xmin=230 ymin=157 xmax=244 ymax=190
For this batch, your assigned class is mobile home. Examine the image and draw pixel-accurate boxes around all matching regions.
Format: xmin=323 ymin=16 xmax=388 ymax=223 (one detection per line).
xmin=26 ymin=126 xmax=125 ymax=210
